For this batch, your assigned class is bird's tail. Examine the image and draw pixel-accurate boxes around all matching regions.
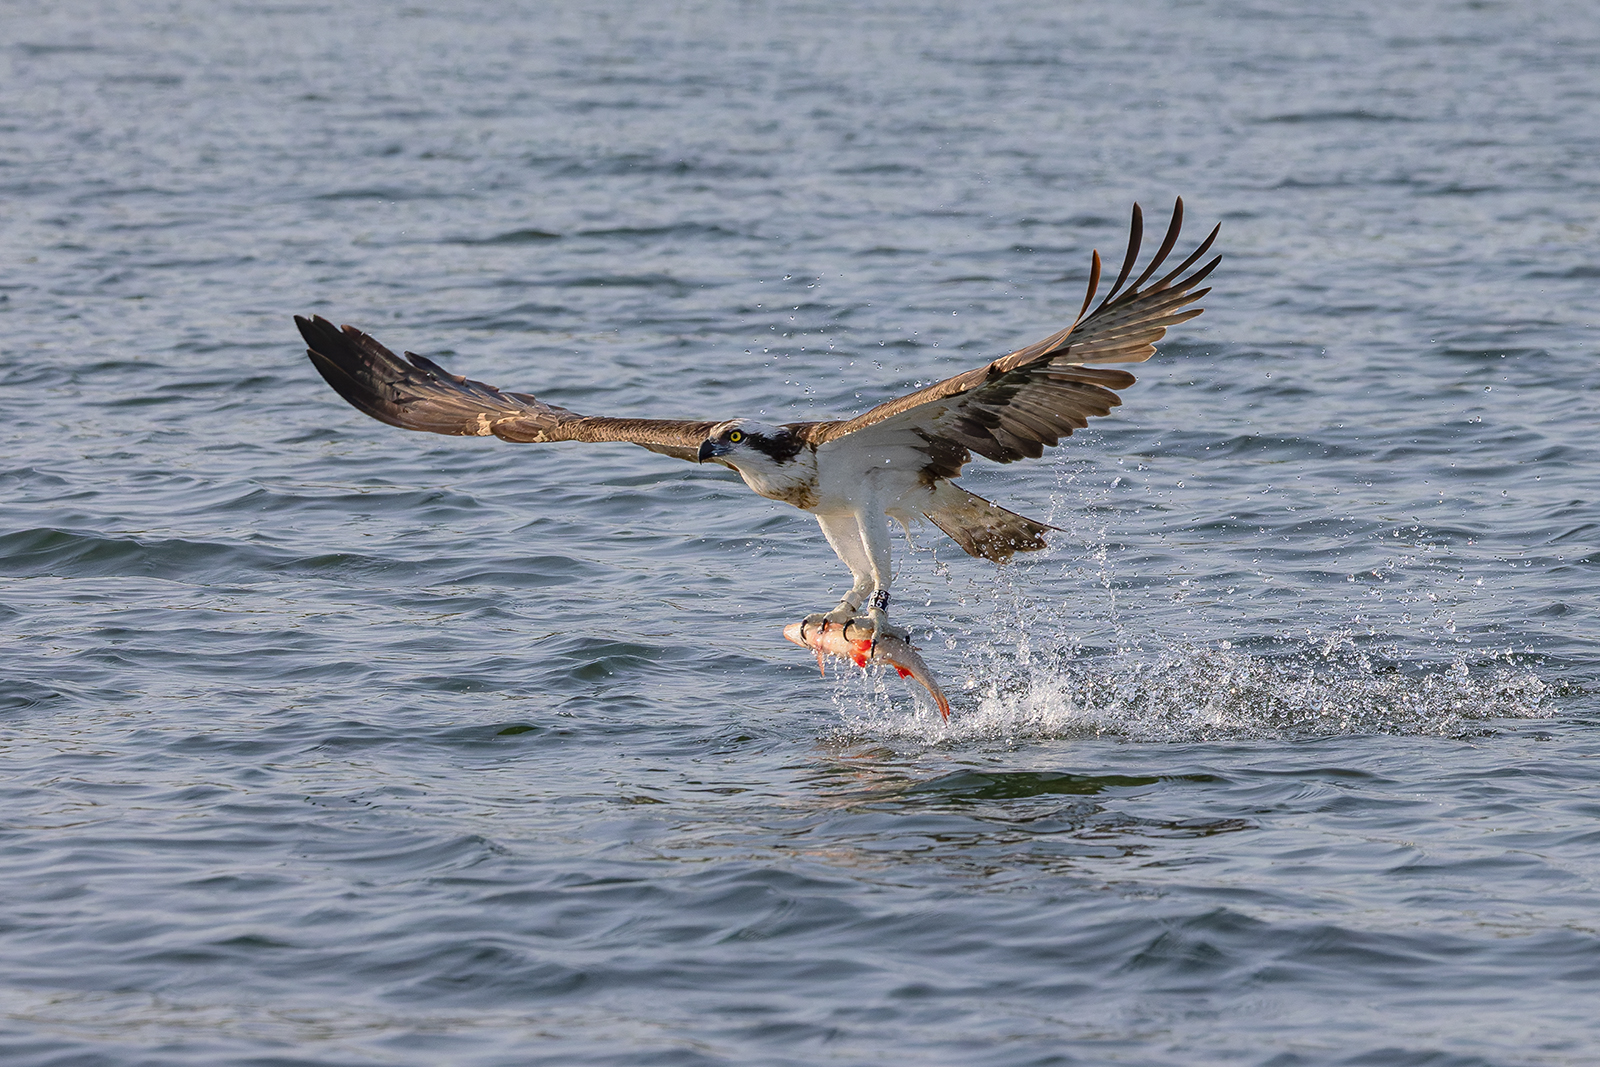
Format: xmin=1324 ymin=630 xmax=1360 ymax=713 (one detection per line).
xmin=920 ymin=482 xmax=1055 ymax=563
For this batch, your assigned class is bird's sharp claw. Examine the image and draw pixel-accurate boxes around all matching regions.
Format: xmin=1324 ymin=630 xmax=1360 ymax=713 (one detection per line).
xmin=803 ymin=609 xmax=905 ymax=658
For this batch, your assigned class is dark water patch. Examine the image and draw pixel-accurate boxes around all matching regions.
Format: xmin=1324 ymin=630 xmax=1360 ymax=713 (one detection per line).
xmin=0 ymin=527 xmax=264 ymax=582
xmin=906 ymin=769 xmax=1164 ymax=801
xmin=0 ymin=680 xmax=66 ymax=713
xmin=73 ymin=358 xmax=174 ymax=377
xmin=268 ymin=549 xmax=456 ymax=583
xmin=68 ymin=184 xmax=187 ymax=203
xmin=355 ymin=108 xmax=446 ymax=123
xmin=101 ymin=73 xmax=183 ymax=87
xmin=546 ymin=154 xmax=768 ymax=179
xmin=856 ymin=245 xmax=924 ymax=257
xmin=574 ymin=223 xmax=744 ymax=241
xmin=446 ymin=228 xmax=562 ymax=245
xmin=275 ymin=426 xmax=349 ymax=445
xmin=98 ymin=392 xmax=191 ymax=410
xmin=0 ymin=467 xmax=72 ymax=493
xmin=546 ymin=272 xmax=699 ymax=293
xmin=443 ymin=564 xmax=589 ymax=589
xmin=1145 ymin=429 xmax=1375 ymax=462
xmin=133 ymin=255 xmax=259 ymax=273
xmin=1270 ymin=176 xmax=1364 ymax=191
xmin=439 ymin=302 xmax=575 ymax=331
xmin=1435 ymin=345 xmax=1546 ymax=362
xmin=439 ymin=721 xmax=545 ymax=742
xmin=833 ymin=162 xmax=926 ymax=176
xmin=1542 ymin=518 xmax=1597 ymax=543
xmin=1207 ymin=432 xmax=1371 ymax=461
xmin=313 ymin=187 xmax=460 ymax=202
xmin=524 ymin=633 xmax=709 ymax=680
xmin=386 ymin=941 xmax=591 ymax=1003
xmin=298 ymin=832 xmax=505 ymax=873
xmin=1527 ymin=264 xmax=1600 ymax=279
xmin=214 ymin=484 xmax=488 ymax=522
xmin=561 ymin=97 xmax=675 ymax=116
xmin=15 ymin=43 xmax=106 ymax=56
xmin=1420 ymin=182 xmax=1505 ymax=197
xmin=1256 ymin=109 xmax=1422 ymax=124
xmin=0 ymin=524 xmax=515 ymax=588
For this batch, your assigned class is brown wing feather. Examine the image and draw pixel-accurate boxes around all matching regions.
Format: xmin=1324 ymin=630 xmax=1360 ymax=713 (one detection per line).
xmin=296 ymin=315 xmax=716 ymax=461
xmin=800 ymin=198 xmax=1218 ymax=468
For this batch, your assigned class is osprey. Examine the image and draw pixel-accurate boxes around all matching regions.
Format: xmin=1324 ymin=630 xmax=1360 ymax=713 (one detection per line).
xmin=298 ymin=199 xmax=1218 ymax=645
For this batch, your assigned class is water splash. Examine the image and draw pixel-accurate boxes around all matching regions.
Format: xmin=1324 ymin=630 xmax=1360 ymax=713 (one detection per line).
xmin=824 ymin=638 xmax=1554 ymax=746
xmin=819 ymin=453 xmax=1566 ymax=746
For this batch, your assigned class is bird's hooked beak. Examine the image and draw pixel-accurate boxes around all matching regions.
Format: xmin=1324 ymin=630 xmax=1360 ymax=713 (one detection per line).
xmin=696 ymin=438 xmax=722 ymax=464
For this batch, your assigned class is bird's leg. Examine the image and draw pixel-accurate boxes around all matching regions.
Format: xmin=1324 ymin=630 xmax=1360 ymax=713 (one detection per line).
xmin=861 ymin=589 xmax=907 ymax=644
xmin=826 ymin=572 xmax=874 ymax=623
xmin=804 ymin=512 xmax=876 ymax=637
xmin=854 ymin=506 xmax=908 ymax=645
xmin=857 ymin=591 xmax=908 ymax=645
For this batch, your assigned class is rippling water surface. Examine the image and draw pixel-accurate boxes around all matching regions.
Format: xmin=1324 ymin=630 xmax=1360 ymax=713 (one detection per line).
xmin=4 ymin=1 xmax=1599 ymax=1064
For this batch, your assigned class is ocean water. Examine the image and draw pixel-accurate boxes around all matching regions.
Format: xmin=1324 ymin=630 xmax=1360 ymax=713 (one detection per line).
xmin=3 ymin=1 xmax=1598 ymax=1064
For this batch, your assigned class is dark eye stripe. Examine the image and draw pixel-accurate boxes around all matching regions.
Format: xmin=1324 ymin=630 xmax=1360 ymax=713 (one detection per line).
xmin=746 ymin=430 xmax=804 ymax=463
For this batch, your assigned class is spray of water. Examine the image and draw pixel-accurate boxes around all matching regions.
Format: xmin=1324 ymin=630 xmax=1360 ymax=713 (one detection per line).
xmin=825 ymin=635 xmax=1552 ymax=745
xmin=822 ymin=462 xmax=1557 ymax=745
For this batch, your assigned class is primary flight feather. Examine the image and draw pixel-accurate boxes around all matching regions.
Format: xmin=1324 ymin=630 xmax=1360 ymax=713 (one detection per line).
xmin=297 ymin=198 xmax=1219 ymax=644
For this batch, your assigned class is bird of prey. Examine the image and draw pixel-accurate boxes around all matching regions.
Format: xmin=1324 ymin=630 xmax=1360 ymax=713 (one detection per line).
xmin=297 ymin=198 xmax=1218 ymax=645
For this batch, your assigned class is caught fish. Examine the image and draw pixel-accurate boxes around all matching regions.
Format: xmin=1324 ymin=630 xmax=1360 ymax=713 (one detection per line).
xmin=782 ymin=618 xmax=952 ymax=720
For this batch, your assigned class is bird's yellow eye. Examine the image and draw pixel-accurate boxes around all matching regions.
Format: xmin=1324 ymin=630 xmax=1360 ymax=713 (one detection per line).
xmin=728 ymin=430 xmax=744 ymax=443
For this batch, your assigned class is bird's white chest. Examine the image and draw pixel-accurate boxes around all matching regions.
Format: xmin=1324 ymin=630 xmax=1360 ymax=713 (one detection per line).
xmin=809 ymin=439 xmax=930 ymax=514
xmin=734 ymin=449 xmax=822 ymax=509
xmin=730 ymin=438 xmax=932 ymax=515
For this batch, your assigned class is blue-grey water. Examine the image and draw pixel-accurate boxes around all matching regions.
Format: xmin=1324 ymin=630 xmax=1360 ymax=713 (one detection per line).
xmin=3 ymin=2 xmax=1598 ymax=1064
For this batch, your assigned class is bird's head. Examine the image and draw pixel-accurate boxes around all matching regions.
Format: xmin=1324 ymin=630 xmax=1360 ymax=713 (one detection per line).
xmin=697 ymin=420 xmax=804 ymax=472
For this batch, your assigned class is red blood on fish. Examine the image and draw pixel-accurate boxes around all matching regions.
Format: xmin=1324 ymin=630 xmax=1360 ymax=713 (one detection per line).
xmin=782 ymin=619 xmax=951 ymax=720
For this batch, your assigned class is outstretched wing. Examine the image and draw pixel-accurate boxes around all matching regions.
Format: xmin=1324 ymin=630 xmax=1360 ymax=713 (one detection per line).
xmin=801 ymin=198 xmax=1219 ymax=475
xmin=296 ymin=314 xmax=717 ymax=462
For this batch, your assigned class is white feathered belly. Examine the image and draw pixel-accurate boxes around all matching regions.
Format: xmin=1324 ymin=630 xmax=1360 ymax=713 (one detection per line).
xmin=807 ymin=440 xmax=936 ymax=518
